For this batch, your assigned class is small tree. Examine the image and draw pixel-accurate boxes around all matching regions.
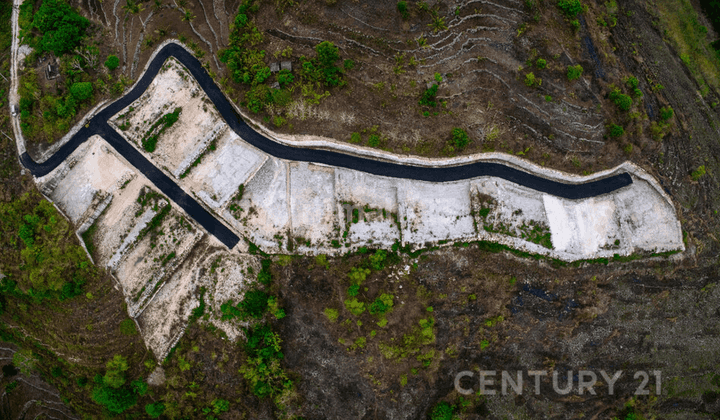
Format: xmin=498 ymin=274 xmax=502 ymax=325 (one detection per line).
xmin=524 ymin=72 xmax=541 ymax=87
xmin=567 ymin=64 xmax=583 ymax=81
xmin=103 ymin=355 xmax=129 ymax=389
xmin=557 ymin=0 xmax=583 ymax=17
xmin=608 ymin=123 xmax=624 ymax=137
xmin=451 ymin=127 xmax=470 ymax=149
xmin=535 ymin=58 xmax=547 ymax=69
xmin=70 ymin=82 xmax=93 ymax=102
xmin=659 ymin=106 xmax=674 ymax=121
xmin=397 ymin=1 xmax=409 ymax=18
xmin=145 ymin=402 xmax=165 ymax=418
xmin=105 ymin=55 xmax=120 ymax=71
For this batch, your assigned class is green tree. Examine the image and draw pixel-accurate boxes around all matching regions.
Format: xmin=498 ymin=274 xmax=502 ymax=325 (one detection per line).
xmin=12 ymin=349 xmax=36 ymax=375
xmin=430 ymin=401 xmax=455 ymax=420
xmin=567 ymin=64 xmax=583 ymax=81
xmin=557 ymin=0 xmax=583 ymax=17
xmin=451 ymin=128 xmax=470 ymax=149
xmin=103 ymin=355 xmax=129 ymax=389
xmin=32 ymin=0 xmax=90 ymax=56
xmin=70 ymin=82 xmax=93 ymax=102
xmin=92 ymin=386 xmax=137 ymax=414
xmin=145 ymin=402 xmax=165 ymax=418
xmin=105 ymin=55 xmax=120 ymax=70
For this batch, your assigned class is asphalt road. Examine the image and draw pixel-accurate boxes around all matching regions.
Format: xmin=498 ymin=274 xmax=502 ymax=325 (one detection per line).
xmin=19 ymin=43 xmax=633 ymax=250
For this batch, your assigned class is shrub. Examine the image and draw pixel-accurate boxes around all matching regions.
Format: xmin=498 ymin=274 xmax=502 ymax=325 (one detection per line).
xmin=557 ymin=0 xmax=583 ymax=17
xmin=276 ymin=69 xmax=294 ymax=87
xmin=397 ymin=1 xmax=409 ymax=18
xmin=105 ymin=55 xmax=120 ymax=70
xmin=103 ymin=355 xmax=129 ymax=389
xmin=609 ymin=88 xmax=633 ymax=111
xmin=32 ymin=0 xmax=90 ymax=56
xmin=430 ymin=401 xmax=455 ymax=420
xmin=350 ymin=132 xmax=361 ymax=143
xmin=625 ymin=75 xmax=639 ymax=89
xmin=347 ymin=284 xmax=360 ymax=297
xmin=419 ymin=84 xmax=439 ymax=107
xmin=369 ymin=293 xmax=394 ymax=315
xmin=691 ymin=165 xmax=706 ymax=181
xmin=344 ymin=298 xmax=366 ymax=316
xmin=451 ymin=127 xmax=470 ymax=149
xmin=524 ymin=72 xmax=541 ymax=87
xmin=324 ymin=308 xmax=339 ymax=322
xmin=535 ymin=58 xmax=547 ymax=69
xmin=369 ymin=249 xmax=387 ymax=270
xmin=239 ymin=290 xmax=269 ymax=319
xmin=608 ymin=124 xmax=624 ymax=137
xmin=92 ymin=386 xmax=137 ymax=414
xmin=145 ymin=402 xmax=165 ymax=418
xmin=348 ymin=267 xmax=370 ymax=284
xmin=567 ymin=64 xmax=583 ymax=80
xmin=119 ymin=318 xmax=137 ymax=336
xmin=70 ymin=82 xmax=93 ymax=102
xmin=368 ymin=134 xmax=381 ymax=147
xmin=659 ymin=106 xmax=674 ymax=121
xmin=240 ymin=325 xmax=293 ymax=398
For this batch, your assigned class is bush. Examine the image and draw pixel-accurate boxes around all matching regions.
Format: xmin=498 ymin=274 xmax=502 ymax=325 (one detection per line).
xmin=430 ymin=401 xmax=455 ymax=420
xmin=660 ymin=106 xmax=674 ymax=121
xmin=344 ymin=298 xmax=366 ymax=316
xmin=276 ymin=69 xmax=294 ymax=87
xmin=369 ymin=293 xmax=394 ymax=315
xmin=557 ymin=0 xmax=583 ymax=17
xmin=567 ymin=64 xmax=583 ymax=81
xmin=348 ymin=267 xmax=370 ymax=284
xmin=608 ymin=123 xmax=624 ymax=137
xmin=239 ymin=289 xmax=269 ymax=319
xmin=524 ymin=72 xmax=541 ymax=87
xmin=419 ymin=84 xmax=439 ymax=107
xmin=92 ymin=386 xmax=137 ymax=414
xmin=347 ymin=284 xmax=360 ymax=297
xmin=369 ymin=249 xmax=387 ymax=270
xmin=397 ymin=1 xmax=409 ymax=18
xmin=145 ymin=402 xmax=165 ymax=418
xmin=535 ymin=58 xmax=547 ymax=69
xmin=350 ymin=132 xmax=361 ymax=143
xmin=240 ymin=325 xmax=293 ymax=398
xmin=368 ymin=134 xmax=381 ymax=147
xmin=625 ymin=75 xmax=639 ymax=89
xmin=324 ymin=308 xmax=339 ymax=322
xmin=32 ymin=0 xmax=90 ymax=56
xmin=119 ymin=319 xmax=137 ymax=336
xmin=691 ymin=165 xmax=706 ymax=181
xmin=105 ymin=55 xmax=120 ymax=70
xmin=103 ymin=355 xmax=129 ymax=389
xmin=609 ymin=88 xmax=633 ymax=111
xmin=451 ymin=127 xmax=470 ymax=149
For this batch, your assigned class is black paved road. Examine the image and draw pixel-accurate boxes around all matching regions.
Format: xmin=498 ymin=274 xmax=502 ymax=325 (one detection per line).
xmin=19 ymin=43 xmax=633 ymax=250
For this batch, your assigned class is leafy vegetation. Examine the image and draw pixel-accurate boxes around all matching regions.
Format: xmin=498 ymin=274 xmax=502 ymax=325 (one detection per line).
xmin=239 ymin=324 xmax=294 ymax=399
xmin=609 ymin=87 xmax=633 ymax=111
xmin=27 ymin=0 xmax=90 ymax=56
xmin=430 ymin=401 xmax=456 ymax=420
xmin=141 ymin=107 xmax=181 ymax=152
xmin=557 ymin=0 xmax=584 ymax=17
xmin=524 ymin=72 xmax=541 ymax=87
xmin=105 ymin=54 xmax=120 ymax=70
xmin=567 ymin=64 xmax=583 ymax=81
xmin=608 ymin=123 xmax=625 ymax=137
xmin=691 ymin=165 xmax=706 ymax=181
xmin=419 ymin=83 xmax=439 ymax=107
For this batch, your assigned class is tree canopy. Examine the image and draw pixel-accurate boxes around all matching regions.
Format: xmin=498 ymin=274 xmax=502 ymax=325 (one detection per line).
xmin=32 ymin=0 xmax=90 ymax=56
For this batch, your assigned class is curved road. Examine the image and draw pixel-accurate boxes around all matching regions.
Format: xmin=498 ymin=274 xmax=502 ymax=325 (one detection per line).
xmin=19 ymin=43 xmax=633 ymax=249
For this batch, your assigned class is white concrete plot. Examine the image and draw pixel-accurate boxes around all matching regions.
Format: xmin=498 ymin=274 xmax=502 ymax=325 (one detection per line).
xmin=37 ymin=136 xmax=135 ymax=224
xmin=335 ymin=169 xmax=400 ymax=249
xmin=222 ymin=157 xmax=290 ymax=253
xmin=181 ymin=129 xmax=267 ymax=210
xmin=399 ymin=180 xmax=476 ymax=245
xmin=290 ymin=162 xmax=338 ymax=249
